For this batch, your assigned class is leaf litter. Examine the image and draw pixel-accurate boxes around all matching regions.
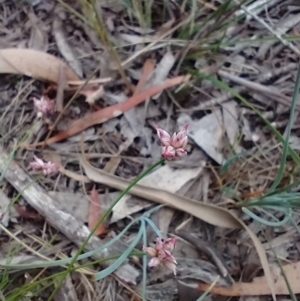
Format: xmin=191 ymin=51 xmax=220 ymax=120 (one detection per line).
xmin=1 ymin=0 xmax=300 ymax=300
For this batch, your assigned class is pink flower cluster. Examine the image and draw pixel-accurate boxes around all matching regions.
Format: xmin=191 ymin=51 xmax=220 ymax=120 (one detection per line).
xmin=29 ymin=156 xmax=60 ymax=176
xmin=154 ymin=124 xmax=189 ymax=160
xmin=33 ymin=96 xmax=54 ymax=118
xmin=143 ymin=237 xmax=177 ymax=275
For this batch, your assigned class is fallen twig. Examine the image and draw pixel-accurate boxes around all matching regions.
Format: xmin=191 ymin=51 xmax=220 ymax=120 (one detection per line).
xmin=0 ymin=146 xmax=139 ymax=284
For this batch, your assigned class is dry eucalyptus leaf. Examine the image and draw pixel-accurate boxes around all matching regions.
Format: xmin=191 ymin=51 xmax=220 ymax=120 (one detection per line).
xmin=222 ymin=101 xmax=241 ymax=151
xmin=111 ymin=164 xmax=204 ymax=222
xmin=80 ymin=154 xmax=240 ymax=228
xmin=0 ymin=48 xmax=79 ymax=83
xmin=179 ymin=112 xmax=225 ymax=165
xmin=199 ymin=261 xmax=300 ymax=296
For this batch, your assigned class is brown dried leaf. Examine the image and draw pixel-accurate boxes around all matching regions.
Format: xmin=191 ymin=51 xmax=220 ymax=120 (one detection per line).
xmin=80 ymin=155 xmax=239 ymax=228
xmin=14 ymin=204 xmax=40 ymax=219
xmin=0 ymin=48 xmax=79 ymax=83
xmin=199 ymin=261 xmax=300 ymax=296
xmin=88 ymin=186 xmax=106 ymax=236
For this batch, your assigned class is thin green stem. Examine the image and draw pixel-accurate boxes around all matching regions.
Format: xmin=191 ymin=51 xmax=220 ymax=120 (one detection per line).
xmin=47 ymin=158 xmax=165 ymax=301
xmin=269 ymin=61 xmax=300 ymax=192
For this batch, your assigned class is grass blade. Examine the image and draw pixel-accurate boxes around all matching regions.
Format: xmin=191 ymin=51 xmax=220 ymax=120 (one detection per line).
xmin=269 ymin=61 xmax=300 ymax=191
xmin=94 ymin=221 xmax=144 ymax=280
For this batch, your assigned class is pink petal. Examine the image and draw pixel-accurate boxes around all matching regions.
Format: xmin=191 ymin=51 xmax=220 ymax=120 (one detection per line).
xmin=157 ymin=249 xmax=170 ymax=260
xmin=155 ymin=237 xmax=164 ymax=250
xmin=175 ymin=148 xmax=187 ymax=158
xmin=148 ymin=257 xmax=161 ymax=267
xmin=143 ymin=246 xmax=157 ymax=257
xmin=164 ymin=253 xmax=177 ymax=264
xmin=163 ymin=260 xmax=177 ymax=275
xmin=154 ymin=124 xmax=171 ymax=146
xmin=33 ymin=96 xmax=54 ymax=118
xmin=30 ymin=162 xmax=42 ymax=170
xmin=177 ymin=124 xmax=189 ymax=138
xmin=163 ymin=237 xmax=176 ymax=252
xmin=171 ymin=135 xmax=188 ymax=149
xmin=161 ymin=146 xmax=176 ymax=159
xmin=33 ymin=155 xmax=45 ymax=166
xmin=30 ymin=157 xmax=59 ymax=176
xmin=170 ymin=124 xmax=189 ymax=149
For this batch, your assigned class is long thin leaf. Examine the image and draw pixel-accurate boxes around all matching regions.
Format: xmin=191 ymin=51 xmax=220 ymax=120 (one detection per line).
xmin=142 ymin=218 xmax=147 ymax=301
xmin=94 ymin=220 xmax=144 ymax=280
xmin=269 ymin=61 xmax=300 ymax=191
xmin=144 ymin=217 xmax=162 ymax=237
xmin=80 ymin=155 xmax=240 ymax=228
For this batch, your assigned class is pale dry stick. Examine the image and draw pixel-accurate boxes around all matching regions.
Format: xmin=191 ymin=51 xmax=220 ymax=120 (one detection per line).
xmin=234 ymin=0 xmax=300 ymax=56
xmin=258 ymin=63 xmax=297 ymax=82
xmin=0 ymin=147 xmax=140 ymax=284
xmin=196 ymin=63 xmax=298 ymax=114
xmin=0 ymin=79 xmax=34 ymax=125
xmin=258 ymin=13 xmax=300 ymax=59
xmin=180 ymin=87 xmax=246 ymax=112
xmin=219 ymin=70 xmax=286 ymax=96
xmin=218 ymin=70 xmax=300 ymax=110
xmin=235 ymin=0 xmax=281 ymax=20
xmin=68 ymin=77 xmax=112 ymax=86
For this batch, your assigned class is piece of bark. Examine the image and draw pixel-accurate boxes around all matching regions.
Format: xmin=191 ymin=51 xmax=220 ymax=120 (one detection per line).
xmin=54 ymin=274 xmax=79 ymax=301
xmin=177 ymin=280 xmax=202 ymax=301
xmin=0 ymin=146 xmax=139 ymax=284
xmin=0 ymin=189 xmax=10 ymax=228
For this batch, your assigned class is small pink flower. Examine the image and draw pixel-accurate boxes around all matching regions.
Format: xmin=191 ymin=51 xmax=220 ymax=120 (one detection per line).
xmin=155 ymin=127 xmax=171 ymax=146
xmin=143 ymin=246 xmax=157 ymax=257
xmin=143 ymin=237 xmax=177 ymax=275
xmin=161 ymin=146 xmax=176 ymax=159
xmin=163 ymin=238 xmax=176 ymax=252
xmin=148 ymin=257 xmax=161 ymax=267
xmin=33 ymin=96 xmax=54 ymax=118
xmin=30 ymin=156 xmax=60 ymax=176
xmin=154 ymin=124 xmax=189 ymax=160
xmin=170 ymin=124 xmax=188 ymax=148
xmin=175 ymin=148 xmax=187 ymax=158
